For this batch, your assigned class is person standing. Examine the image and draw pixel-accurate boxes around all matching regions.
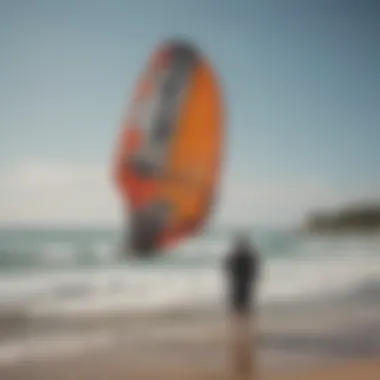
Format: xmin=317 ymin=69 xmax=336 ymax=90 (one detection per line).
xmin=224 ymin=233 xmax=261 ymax=380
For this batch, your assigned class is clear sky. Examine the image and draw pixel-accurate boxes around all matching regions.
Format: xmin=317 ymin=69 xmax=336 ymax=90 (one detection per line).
xmin=0 ymin=0 xmax=379 ymax=226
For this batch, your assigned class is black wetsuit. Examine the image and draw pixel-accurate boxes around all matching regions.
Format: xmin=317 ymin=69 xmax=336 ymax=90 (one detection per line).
xmin=225 ymin=245 xmax=259 ymax=314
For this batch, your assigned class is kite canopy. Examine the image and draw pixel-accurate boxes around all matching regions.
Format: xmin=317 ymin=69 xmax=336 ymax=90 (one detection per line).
xmin=113 ymin=39 xmax=224 ymax=255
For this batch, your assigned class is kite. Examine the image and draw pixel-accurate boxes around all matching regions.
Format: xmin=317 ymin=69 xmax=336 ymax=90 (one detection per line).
xmin=113 ymin=39 xmax=224 ymax=255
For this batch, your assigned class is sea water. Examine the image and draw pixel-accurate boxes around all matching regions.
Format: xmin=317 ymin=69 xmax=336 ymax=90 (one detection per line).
xmin=1 ymin=227 xmax=380 ymax=316
xmin=0 ymin=227 xmax=379 ymax=363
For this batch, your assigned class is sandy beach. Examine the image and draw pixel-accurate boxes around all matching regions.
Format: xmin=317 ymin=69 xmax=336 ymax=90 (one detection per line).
xmin=0 ymin=340 xmax=379 ymax=380
xmin=0 ymin=295 xmax=379 ymax=380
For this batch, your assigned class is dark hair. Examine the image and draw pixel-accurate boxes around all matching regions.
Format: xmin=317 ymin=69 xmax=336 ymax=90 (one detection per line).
xmin=234 ymin=232 xmax=251 ymax=247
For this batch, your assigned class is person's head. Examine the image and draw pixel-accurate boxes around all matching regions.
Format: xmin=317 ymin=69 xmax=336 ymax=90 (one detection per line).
xmin=233 ymin=232 xmax=251 ymax=250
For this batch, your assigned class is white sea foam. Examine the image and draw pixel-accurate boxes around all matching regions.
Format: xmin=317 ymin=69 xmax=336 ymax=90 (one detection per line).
xmin=0 ymin=255 xmax=379 ymax=320
xmin=1 ymin=230 xmax=380 ymax=318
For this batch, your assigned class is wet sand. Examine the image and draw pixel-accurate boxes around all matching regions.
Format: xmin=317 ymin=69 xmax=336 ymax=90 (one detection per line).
xmin=275 ymin=361 xmax=380 ymax=380
xmin=0 ymin=346 xmax=379 ymax=380
xmin=0 ymin=297 xmax=379 ymax=379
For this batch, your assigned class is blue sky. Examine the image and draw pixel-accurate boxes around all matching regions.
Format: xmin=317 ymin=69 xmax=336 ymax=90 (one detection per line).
xmin=0 ymin=0 xmax=379 ymax=225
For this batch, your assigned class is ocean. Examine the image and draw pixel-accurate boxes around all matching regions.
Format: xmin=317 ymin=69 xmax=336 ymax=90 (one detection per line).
xmin=0 ymin=227 xmax=380 ymax=364
xmin=1 ymin=227 xmax=380 ymax=316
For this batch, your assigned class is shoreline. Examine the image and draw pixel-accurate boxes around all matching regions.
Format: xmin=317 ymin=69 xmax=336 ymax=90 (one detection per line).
xmin=0 ymin=337 xmax=379 ymax=379
xmin=0 ymin=295 xmax=379 ymax=379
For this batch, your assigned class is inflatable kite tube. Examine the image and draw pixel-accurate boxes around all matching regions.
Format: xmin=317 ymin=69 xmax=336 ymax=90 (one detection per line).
xmin=113 ymin=39 xmax=224 ymax=256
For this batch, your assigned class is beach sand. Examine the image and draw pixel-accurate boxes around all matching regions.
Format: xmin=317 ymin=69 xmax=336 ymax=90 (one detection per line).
xmin=0 ymin=344 xmax=379 ymax=380
xmin=0 ymin=298 xmax=379 ymax=379
xmin=274 ymin=361 xmax=380 ymax=380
